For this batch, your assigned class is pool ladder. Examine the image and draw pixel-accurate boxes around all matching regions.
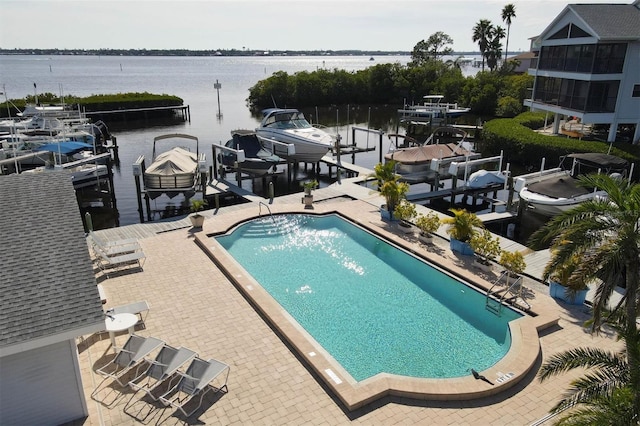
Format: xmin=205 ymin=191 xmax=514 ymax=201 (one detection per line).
xmin=485 ymin=271 xmax=530 ymax=315
xmin=258 ymin=201 xmax=275 ymax=224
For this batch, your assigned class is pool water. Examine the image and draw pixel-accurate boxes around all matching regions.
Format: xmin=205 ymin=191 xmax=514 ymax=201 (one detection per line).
xmin=215 ymin=214 xmax=522 ymax=381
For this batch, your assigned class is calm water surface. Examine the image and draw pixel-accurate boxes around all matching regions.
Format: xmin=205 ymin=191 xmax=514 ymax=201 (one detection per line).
xmin=1 ymin=55 xmax=481 ymax=227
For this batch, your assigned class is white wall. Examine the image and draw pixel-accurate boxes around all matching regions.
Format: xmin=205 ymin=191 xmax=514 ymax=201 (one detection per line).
xmin=0 ymin=339 xmax=87 ymax=425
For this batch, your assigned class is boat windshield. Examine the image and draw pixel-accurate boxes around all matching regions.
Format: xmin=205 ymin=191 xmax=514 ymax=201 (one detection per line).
xmin=264 ymin=111 xmax=312 ymax=129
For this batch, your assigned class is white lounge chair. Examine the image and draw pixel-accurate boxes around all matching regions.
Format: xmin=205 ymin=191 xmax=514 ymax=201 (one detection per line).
xmin=94 ymin=244 xmax=146 ymax=277
xmin=88 ymin=231 xmax=141 ymax=257
xmin=128 ymin=345 xmax=197 ymax=400
xmin=109 ymin=300 xmax=150 ymax=328
xmin=93 ymin=335 xmax=164 ymax=389
xmin=89 ymin=230 xmax=139 ymax=248
xmin=159 ymin=357 xmax=230 ymax=417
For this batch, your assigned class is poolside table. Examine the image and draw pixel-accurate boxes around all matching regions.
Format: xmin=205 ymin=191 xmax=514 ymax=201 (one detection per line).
xmin=104 ymin=313 xmax=138 ymax=352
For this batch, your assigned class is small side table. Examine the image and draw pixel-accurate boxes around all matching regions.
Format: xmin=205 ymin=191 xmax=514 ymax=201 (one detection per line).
xmin=105 ymin=313 xmax=138 ymax=352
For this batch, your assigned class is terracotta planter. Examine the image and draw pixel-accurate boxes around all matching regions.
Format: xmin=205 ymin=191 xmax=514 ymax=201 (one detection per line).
xmin=549 ymin=281 xmax=589 ymax=305
xmin=450 ymin=238 xmax=474 ymax=256
xmin=190 ymin=213 xmax=205 ymax=228
xmin=303 ymin=194 xmax=313 ymax=206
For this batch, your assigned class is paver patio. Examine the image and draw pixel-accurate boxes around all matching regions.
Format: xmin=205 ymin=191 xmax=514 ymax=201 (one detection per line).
xmin=76 ymin=199 xmax=620 ymax=425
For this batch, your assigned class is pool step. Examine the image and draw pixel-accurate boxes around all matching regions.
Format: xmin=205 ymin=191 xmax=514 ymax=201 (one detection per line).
xmin=241 ymin=216 xmax=302 ymax=238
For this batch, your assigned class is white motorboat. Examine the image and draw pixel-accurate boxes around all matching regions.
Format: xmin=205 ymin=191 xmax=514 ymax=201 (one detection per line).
xmin=385 ymin=127 xmax=480 ymax=183
xmin=400 ymin=95 xmax=471 ymax=122
xmin=255 ymin=108 xmax=334 ymax=162
xmin=517 ymin=153 xmax=630 ymax=216
xmin=21 ymin=141 xmax=109 ymax=189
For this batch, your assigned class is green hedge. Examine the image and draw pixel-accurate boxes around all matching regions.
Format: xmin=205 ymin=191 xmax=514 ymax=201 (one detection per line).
xmin=0 ymin=92 xmax=183 ymax=118
xmin=481 ymin=113 xmax=640 ymax=172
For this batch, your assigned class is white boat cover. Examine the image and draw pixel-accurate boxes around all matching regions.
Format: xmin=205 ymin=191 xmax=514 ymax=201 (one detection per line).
xmin=143 ymin=147 xmax=199 ymax=195
xmin=385 ymin=143 xmax=472 ymax=165
xmin=146 ymin=147 xmax=197 ymax=177
xmin=467 ymin=170 xmax=506 ymax=188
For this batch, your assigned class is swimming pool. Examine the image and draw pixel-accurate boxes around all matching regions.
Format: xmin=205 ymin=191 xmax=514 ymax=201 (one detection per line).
xmin=215 ymin=213 xmax=522 ymax=382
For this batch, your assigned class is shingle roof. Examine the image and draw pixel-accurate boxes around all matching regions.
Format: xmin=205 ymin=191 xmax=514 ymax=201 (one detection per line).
xmin=0 ymin=173 xmax=104 ymax=348
xmin=570 ymin=2 xmax=640 ymax=40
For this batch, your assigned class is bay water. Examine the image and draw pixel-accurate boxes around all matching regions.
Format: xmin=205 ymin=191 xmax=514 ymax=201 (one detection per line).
xmin=1 ymin=54 xmax=481 ymax=228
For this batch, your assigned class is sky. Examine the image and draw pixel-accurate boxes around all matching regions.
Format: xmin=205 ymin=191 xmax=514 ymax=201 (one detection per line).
xmin=0 ymin=0 xmax=632 ymax=53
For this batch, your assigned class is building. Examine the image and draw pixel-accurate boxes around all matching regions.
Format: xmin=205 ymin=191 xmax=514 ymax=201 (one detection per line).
xmin=507 ymin=51 xmax=536 ymax=73
xmin=524 ymin=0 xmax=640 ymax=143
xmin=0 ymin=173 xmax=105 ymax=425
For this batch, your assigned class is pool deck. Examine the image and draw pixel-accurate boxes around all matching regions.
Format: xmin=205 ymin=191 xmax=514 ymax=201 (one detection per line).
xmin=80 ymin=182 xmax=622 ymax=425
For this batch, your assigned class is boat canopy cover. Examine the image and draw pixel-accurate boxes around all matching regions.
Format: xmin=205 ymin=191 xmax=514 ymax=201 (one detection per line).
xmin=145 ymin=147 xmax=197 ymax=177
xmin=385 ymin=143 xmax=472 ymax=165
xmin=566 ymin=153 xmax=628 ymax=170
xmin=35 ymin=141 xmax=94 ymax=155
xmin=528 ymin=176 xmax=590 ymax=199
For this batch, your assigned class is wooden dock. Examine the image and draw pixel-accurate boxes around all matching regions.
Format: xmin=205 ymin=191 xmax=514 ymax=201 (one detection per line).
xmin=85 ymin=105 xmax=190 ymax=121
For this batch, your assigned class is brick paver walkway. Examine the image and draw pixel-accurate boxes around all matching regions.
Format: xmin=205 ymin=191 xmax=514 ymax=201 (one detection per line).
xmin=77 ymin=201 xmax=620 ymax=426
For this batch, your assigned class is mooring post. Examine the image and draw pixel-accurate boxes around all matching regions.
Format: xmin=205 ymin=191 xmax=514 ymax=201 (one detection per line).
xmin=132 ymin=157 xmax=145 ymax=223
xmin=144 ymin=193 xmax=152 ymax=222
xmin=84 ymin=212 xmax=93 ymax=232
xmin=111 ymin=135 xmax=120 ymax=163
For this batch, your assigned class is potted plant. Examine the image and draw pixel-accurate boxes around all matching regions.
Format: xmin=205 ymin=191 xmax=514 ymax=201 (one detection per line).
xmin=370 ymin=161 xmax=409 ymax=221
xmin=393 ymin=200 xmax=417 ymax=233
xmin=415 ymin=211 xmax=441 ymax=243
xmin=441 ymin=208 xmax=483 ymax=256
xmin=498 ymin=249 xmax=526 ymax=284
xmin=469 ymin=229 xmax=501 ymax=272
xmin=301 ymin=179 xmax=318 ymax=207
xmin=189 ymin=198 xmax=208 ymax=228
xmin=545 ymin=253 xmax=589 ymax=305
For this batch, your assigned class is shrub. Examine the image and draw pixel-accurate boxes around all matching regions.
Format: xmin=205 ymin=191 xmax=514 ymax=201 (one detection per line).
xmin=393 ymin=200 xmax=417 ymax=222
xmin=470 ymin=229 xmax=501 ymax=262
xmin=499 ymin=250 xmax=526 ymax=276
xmin=415 ymin=211 xmax=441 ymax=235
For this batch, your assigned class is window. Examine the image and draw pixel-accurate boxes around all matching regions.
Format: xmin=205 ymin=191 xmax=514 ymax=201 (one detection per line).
xmin=569 ymin=24 xmax=590 ymax=38
xmin=594 ymin=43 xmax=627 ymax=73
xmin=632 ymin=84 xmax=640 ymax=98
xmin=549 ymin=25 xmax=570 ymax=40
xmin=534 ymin=77 xmax=619 ymax=113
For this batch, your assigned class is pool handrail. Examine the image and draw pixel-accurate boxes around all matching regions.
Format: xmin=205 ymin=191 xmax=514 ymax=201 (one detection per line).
xmin=258 ymin=201 xmax=275 ymax=223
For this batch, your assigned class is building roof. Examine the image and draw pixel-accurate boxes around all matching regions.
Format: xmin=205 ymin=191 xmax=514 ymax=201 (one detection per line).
xmin=508 ymin=51 xmax=536 ymax=61
xmin=0 ymin=173 xmax=104 ymax=350
xmin=569 ymin=2 xmax=640 ymax=40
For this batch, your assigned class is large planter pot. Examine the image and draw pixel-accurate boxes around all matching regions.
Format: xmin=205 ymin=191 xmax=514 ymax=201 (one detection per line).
xmin=380 ymin=205 xmax=396 ymax=221
xmin=450 ymin=238 xmax=474 ymax=256
xmin=549 ymin=281 xmax=589 ymax=305
xmin=190 ymin=213 xmax=205 ymax=228
xmin=418 ymin=232 xmax=433 ymax=244
xmin=396 ymin=221 xmax=414 ymax=234
xmin=303 ymin=194 xmax=313 ymax=207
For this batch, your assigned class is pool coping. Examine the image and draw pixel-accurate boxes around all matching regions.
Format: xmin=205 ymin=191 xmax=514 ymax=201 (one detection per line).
xmin=195 ymin=200 xmax=555 ymax=411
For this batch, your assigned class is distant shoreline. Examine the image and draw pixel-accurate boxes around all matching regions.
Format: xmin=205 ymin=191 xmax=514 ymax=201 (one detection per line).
xmin=0 ymin=48 xmax=482 ymax=57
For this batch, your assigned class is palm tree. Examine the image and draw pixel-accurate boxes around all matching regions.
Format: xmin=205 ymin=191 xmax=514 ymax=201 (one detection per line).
xmin=472 ymin=19 xmax=494 ymax=71
xmin=501 ymin=4 xmax=516 ymax=62
xmin=441 ymin=208 xmax=484 ymax=242
xmin=486 ymin=26 xmax=505 ymax=71
xmin=529 ymin=174 xmax=640 ymax=420
xmin=538 ymin=322 xmax=638 ymax=425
